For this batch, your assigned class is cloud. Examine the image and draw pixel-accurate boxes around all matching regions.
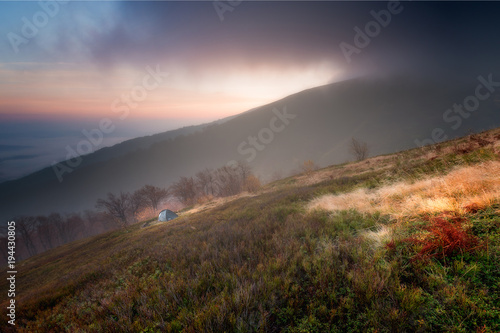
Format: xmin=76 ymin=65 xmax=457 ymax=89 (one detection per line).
xmin=3 ymin=1 xmax=500 ymax=79
xmin=0 ymin=144 xmax=33 ymax=152
xmin=41 ymin=2 xmax=355 ymax=71
xmin=0 ymin=154 xmax=40 ymax=164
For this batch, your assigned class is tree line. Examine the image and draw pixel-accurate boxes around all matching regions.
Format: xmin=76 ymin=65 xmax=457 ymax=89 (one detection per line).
xmin=171 ymin=161 xmax=261 ymax=204
xmin=96 ymin=161 xmax=261 ymax=227
xmin=0 ymin=211 xmax=115 ymax=264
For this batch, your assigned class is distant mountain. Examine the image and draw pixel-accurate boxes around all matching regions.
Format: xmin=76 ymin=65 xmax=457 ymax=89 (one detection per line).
xmin=48 ymin=116 xmax=237 ymax=173
xmin=1 ymin=75 xmax=499 ymax=221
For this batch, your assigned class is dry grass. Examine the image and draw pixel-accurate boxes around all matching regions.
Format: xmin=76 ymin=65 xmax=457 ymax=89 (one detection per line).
xmin=422 ymin=128 xmax=500 ymax=160
xmin=294 ymin=154 xmax=395 ymax=187
xmin=181 ymin=191 xmax=258 ymax=216
xmin=309 ymin=161 xmax=500 ymax=219
xmin=360 ymin=225 xmax=393 ymax=248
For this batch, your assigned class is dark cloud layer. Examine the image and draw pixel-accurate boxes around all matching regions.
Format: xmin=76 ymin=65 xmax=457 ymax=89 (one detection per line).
xmin=2 ymin=1 xmax=499 ymax=78
xmin=4 ymin=1 xmax=499 ymax=81
xmin=64 ymin=1 xmax=500 ymax=80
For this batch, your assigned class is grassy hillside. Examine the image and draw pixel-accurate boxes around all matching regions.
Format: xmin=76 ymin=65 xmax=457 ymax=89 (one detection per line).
xmin=1 ymin=128 xmax=500 ymax=332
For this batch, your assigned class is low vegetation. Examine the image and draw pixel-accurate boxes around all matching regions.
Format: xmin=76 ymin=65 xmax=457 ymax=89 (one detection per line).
xmin=1 ymin=129 xmax=499 ymax=332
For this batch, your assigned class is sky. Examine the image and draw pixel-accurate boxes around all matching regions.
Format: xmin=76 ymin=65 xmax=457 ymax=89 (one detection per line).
xmin=1 ymin=0 xmax=500 ymax=182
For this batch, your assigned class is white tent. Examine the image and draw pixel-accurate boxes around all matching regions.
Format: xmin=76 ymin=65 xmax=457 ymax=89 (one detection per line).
xmin=158 ymin=209 xmax=178 ymax=222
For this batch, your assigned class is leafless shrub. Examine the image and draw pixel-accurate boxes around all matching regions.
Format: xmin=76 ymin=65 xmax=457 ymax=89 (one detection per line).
xmin=16 ymin=216 xmax=38 ymax=257
xmin=170 ymin=176 xmax=197 ymax=205
xmin=349 ymin=137 xmax=369 ymax=161
xmin=137 ymin=185 xmax=169 ymax=212
xmin=196 ymin=168 xmax=218 ymax=197
xmin=171 ymin=161 xmax=260 ymax=204
xmin=96 ymin=192 xmax=131 ymax=227
xmin=301 ymin=159 xmax=319 ymax=174
xmin=243 ymin=174 xmax=261 ymax=193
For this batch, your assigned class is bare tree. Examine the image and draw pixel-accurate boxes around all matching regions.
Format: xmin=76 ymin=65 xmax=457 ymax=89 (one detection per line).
xmin=137 ymin=185 xmax=169 ymax=211
xmin=196 ymin=168 xmax=217 ymax=197
xmin=35 ymin=215 xmax=55 ymax=251
xmin=16 ymin=216 xmax=38 ymax=257
xmin=129 ymin=190 xmax=147 ymax=221
xmin=301 ymin=159 xmax=319 ymax=174
xmin=170 ymin=177 xmax=197 ymax=205
xmin=50 ymin=213 xmax=70 ymax=245
xmin=349 ymin=137 xmax=370 ymax=161
xmin=197 ymin=161 xmax=257 ymax=198
xmin=243 ymin=174 xmax=261 ymax=193
xmin=64 ymin=213 xmax=84 ymax=242
xmin=83 ymin=210 xmax=116 ymax=234
xmin=215 ymin=165 xmax=242 ymax=197
xmin=234 ymin=160 xmax=252 ymax=183
xmin=96 ymin=192 xmax=131 ymax=227
xmin=172 ymin=162 xmax=259 ymax=203
xmin=82 ymin=210 xmax=103 ymax=232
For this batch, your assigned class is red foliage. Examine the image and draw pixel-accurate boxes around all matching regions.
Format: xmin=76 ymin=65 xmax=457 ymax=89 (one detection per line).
xmin=385 ymin=240 xmax=396 ymax=250
xmin=404 ymin=216 xmax=480 ymax=261
xmin=463 ymin=203 xmax=482 ymax=214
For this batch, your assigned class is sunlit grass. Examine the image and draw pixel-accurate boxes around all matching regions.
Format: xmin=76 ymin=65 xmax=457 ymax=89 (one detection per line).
xmin=309 ymin=160 xmax=500 ymax=219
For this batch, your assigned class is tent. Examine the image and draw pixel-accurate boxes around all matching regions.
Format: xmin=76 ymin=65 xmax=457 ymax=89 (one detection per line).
xmin=158 ymin=209 xmax=178 ymax=222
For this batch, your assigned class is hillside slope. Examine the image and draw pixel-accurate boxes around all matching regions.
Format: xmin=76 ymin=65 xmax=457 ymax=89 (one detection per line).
xmin=2 ymin=75 xmax=500 ymax=221
xmin=2 ymin=127 xmax=499 ymax=332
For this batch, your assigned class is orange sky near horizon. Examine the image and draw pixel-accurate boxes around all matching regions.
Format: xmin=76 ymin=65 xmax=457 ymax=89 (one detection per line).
xmin=0 ymin=61 xmax=341 ymax=122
